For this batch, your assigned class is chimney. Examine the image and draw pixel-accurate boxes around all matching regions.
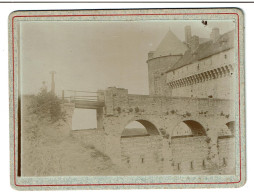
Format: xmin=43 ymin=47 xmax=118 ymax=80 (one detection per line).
xmin=148 ymin=51 xmax=154 ymax=60
xmin=185 ymin=25 xmax=192 ymax=46
xmin=210 ymin=27 xmax=220 ymax=42
xmin=190 ymin=35 xmax=199 ymax=52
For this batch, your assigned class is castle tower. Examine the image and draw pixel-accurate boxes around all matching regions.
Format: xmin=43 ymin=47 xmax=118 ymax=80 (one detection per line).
xmin=147 ymin=28 xmax=187 ymax=96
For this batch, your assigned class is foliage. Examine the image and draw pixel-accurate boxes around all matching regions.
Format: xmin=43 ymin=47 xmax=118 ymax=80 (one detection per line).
xmin=116 ymin=107 xmax=121 ymax=113
xmin=135 ymin=107 xmax=140 ymax=113
xmin=28 ymin=88 xmax=65 ymax=123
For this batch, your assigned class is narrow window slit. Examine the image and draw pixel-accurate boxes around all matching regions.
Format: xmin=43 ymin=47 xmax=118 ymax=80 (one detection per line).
xmin=190 ymin=161 xmax=194 ymax=170
xmin=202 ymin=159 xmax=206 ymax=169
xmin=177 ymin=163 xmax=181 ymax=171
xmin=223 ymin=158 xmax=227 ymax=166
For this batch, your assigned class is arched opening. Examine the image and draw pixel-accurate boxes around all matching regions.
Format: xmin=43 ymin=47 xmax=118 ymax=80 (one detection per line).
xmin=120 ymin=120 xmax=163 ymax=175
xmin=72 ymin=109 xmax=97 ymax=130
xmin=226 ymin=121 xmax=235 ymax=136
xmin=171 ymin=120 xmax=208 ymax=174
xmin=172 ymin=120 xmax=206 ymax=137
xmin=121 ymin=120 xmax=159 ymax=138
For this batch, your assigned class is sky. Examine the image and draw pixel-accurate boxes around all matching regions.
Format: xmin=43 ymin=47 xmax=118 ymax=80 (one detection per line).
xmin=20 ymin=20 xmax=235 ymax=130
xmin=20 ymin=20 xmax=235 ymax=96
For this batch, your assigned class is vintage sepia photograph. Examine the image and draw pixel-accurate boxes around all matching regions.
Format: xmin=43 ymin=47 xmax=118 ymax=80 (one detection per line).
xmin=9 ymin=9 xmax=245 ymax=189
xmin=19 ymin=19 xmax=236 ymax=176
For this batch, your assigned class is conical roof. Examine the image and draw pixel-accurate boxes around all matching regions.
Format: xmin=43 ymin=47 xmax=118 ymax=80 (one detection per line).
xmin=153 ymin=28 xmax=188 ymax=58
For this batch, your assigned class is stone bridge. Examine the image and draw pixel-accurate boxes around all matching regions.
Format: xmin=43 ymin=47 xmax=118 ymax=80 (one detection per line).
xmin=65 ymin=87 xmax=235 ymax=174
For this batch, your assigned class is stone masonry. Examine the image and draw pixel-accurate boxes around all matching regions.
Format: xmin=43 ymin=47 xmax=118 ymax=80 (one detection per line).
xmin=64 ymin=26 xmax=236 ymax=175
xmin=65 ymin=86 xmax=235 ymax=174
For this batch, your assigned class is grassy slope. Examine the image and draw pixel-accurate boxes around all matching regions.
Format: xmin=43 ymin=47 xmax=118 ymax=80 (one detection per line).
xmin=21 ymin=95 xmax=122 ymax=176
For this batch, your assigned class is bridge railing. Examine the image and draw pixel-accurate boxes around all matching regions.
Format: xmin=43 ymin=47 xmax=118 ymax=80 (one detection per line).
xmin=57 ymin=90 xmax=101 ymax=103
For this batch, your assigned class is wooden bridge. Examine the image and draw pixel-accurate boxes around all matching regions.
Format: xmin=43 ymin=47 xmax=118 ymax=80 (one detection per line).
xmin=60 ymin=90 xmax=105 ymax=109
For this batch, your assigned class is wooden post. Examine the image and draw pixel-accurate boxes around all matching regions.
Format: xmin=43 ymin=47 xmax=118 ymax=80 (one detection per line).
xmin=49 ymin=71 xmax=56 ymax=94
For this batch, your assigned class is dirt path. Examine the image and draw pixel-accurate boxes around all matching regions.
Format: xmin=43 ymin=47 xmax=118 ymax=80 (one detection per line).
xmin=21 ymin=96 xmax=122 ymax=176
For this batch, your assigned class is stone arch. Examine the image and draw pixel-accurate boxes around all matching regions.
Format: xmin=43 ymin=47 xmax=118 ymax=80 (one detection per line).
xmin=171 ymin=119 xmax=207 ymax=137
xmin=226 ymin=121 xmax=235 ymax=136
xmin=182 ymin=120 xmax=206 ymax=136
xmin=120 ymin=115 xmax=163 ymax=137
xmin=121 ymin=119 xmax=160 ymax=137
xmin=217 ymin=120 xmax=235 ymax=137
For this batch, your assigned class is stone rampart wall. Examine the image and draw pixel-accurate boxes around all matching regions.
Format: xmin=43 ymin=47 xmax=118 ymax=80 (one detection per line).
xmin=218 ymin=136 xmax=236 ymax=174
xmin=120 ymin=135 xmax=164 ymax=174
xmin=171 ymin=136 xmax=209 ymax=174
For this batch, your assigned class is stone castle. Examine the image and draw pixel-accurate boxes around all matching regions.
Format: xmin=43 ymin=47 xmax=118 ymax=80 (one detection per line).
xmin=148 ymin=26 xmax=234 ymax=99
xmin=65 ymin=25 xmax=236 ymax=175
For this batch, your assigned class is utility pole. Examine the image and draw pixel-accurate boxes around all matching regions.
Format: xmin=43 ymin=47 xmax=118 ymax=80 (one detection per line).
xmin=50 ymin=71 xmax=56 ymax=94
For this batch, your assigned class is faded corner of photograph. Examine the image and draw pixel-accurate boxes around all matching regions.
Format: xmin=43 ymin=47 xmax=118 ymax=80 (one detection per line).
xmin=19 ymin=19 xmax=236 ymax=177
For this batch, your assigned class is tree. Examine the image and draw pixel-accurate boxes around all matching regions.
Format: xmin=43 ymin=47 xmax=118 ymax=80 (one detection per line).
xmin=29 ymin=88 xmax=65 ymax=123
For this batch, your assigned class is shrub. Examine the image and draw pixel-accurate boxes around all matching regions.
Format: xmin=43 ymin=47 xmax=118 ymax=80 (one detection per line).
xmin=205 ymin=137 xmax=211 ymax=143
xmin=28 ymin=88 xmax=65 ymax=123
xmin=135 ymin=107 xmax=140 ymax=113
xmin=116 ymin=107 xmax=121 ymax=113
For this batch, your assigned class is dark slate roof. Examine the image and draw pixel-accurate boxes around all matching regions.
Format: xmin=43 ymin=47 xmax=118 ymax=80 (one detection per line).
xmin=165 ymin=30 xmax=234 ymax=73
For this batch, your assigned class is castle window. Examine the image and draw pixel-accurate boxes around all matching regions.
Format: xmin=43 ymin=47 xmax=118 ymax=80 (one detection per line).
xmin=177 ymin=163 xmax=181 ymax=171
xmin=202 ymin=160 xmax=206 ymax=168
xmin=197 ymin=64 xmax=200 ymax=70
xmin=224 ymin=54 xmax=227 ymax=59
xmin=223 ymin=158 xmax=227 ymax=166
xmin=141 ymin=158 xmax=144 ymax=164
